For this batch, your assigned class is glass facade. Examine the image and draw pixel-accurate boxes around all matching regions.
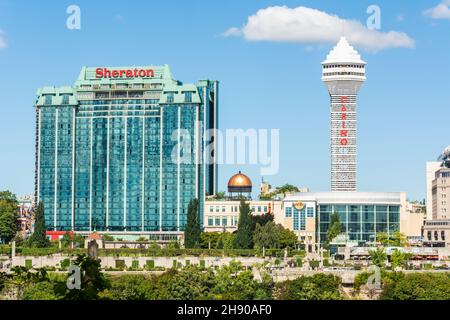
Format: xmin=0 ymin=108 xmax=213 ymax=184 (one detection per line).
xmin=318 ymin=204 xmax=400 ymax=243
xmin=35 ymin=65 xmax=218 ymax=234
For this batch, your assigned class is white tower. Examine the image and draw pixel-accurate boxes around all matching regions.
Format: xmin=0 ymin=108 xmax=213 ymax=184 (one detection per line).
xmin=322 ymin=37 xmax=366 ymax=192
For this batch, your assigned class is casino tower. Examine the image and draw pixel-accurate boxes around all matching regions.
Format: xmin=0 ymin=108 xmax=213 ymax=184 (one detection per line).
xmin=322 ymin=37 xmax=366 ymax=192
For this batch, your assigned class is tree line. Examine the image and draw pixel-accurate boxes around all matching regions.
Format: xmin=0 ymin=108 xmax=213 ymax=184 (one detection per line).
xmin=184 ymin=199 xmax=299 ymax=250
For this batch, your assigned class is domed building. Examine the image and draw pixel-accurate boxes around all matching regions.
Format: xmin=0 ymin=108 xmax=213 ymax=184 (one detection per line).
xmin=227 ymin=171 xmax=252 ymax=199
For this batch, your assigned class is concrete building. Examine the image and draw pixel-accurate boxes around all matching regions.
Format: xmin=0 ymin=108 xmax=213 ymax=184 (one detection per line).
xmin=322 ymin=37 xmax=366 ymax=192
xmin=422 ymin=146 xmax=450 ymax=247
xmin=402 ymin=201 xmax=426 ymax=243
xmin=205 ymin=173 xmax=409 ymax=252
xmin=426 ymin=161 xmax=442 ymax=220
xmin=431 ymin=166 xmax=450 ymax=220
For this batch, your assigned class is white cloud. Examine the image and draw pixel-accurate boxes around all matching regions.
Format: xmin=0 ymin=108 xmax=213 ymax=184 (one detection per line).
xmin=222 ymin=6 xmax=415 ymax=52
xmin=0 ymin=30 xmax=7 ymax=50
xmin=424 ymin=0 xmax=450 ymax=19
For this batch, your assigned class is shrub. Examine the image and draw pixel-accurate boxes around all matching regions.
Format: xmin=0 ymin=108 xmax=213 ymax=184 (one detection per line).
xmin=25 ymin=259 xmax=32 ymax=269
xmin=60 ymin=258 xmax=70 ymax=270
xmin=131 ymin=260 xmax=139 ymax=270
xmin=145 ymin=260 xmax=155 ymax=270
xmin=115 ymin=259 xmax=126 ymax=270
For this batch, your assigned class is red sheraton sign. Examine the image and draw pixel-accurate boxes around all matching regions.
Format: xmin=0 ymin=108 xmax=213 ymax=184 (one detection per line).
xmin=340 ymin=96 xmax=349 ymax=146
xmin=95 ymin=68 xmax=155 ymax=79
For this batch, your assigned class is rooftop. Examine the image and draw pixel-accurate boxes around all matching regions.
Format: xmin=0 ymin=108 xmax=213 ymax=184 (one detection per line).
xmin=322 ymin=37 xmax=366 ymax=65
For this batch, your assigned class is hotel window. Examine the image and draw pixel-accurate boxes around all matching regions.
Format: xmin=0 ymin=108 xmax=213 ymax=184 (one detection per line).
xmin=216 ymin=206 xmax=219 ymax=212
xmin=258 ymin=206 xmax=262 ymax=212
xmin=442 ymin=231 xmax=446 ymax=241
xmin=222 ymin=206 xmax=226 ymax=212
xmin=62 ymin=94 xmax=70 ymax=105
xmin=264 ymin=206 xmax=268 ymax=212
xmin=209 ymin=206 xmax=213 ymax=213
xmin=307 ymin=207 xmax=314 ymax=218
xmin=222 ymin=216 xmax=227 ymax=226
xmin=185 ymin=92 xmax=192 ymax=103
xmin=215 ymin=217 xmax=220 ymax=226
xmin=167 ymin=92 xmax=174 ymax=103
xmin=285 ymin=207 xmax=292 ymax=218
xmin=44 ymin=95 xmax=52 ymax=105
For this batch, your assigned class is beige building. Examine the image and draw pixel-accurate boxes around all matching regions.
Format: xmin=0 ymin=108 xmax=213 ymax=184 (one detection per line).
xmin=431 ymin=167 xmax=450 ymax=220
xmin=422 ymin=146 xmax=450 ymax=247
xmin=426 ymin=161 xmax=442 ymax=220
xmin=401 ymin=201 xmax=426 ymax=243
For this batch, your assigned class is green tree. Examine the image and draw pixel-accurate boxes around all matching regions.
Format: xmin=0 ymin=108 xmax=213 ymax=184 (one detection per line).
xmin=274 ymin=184 xmax=299 ymax=197
xmin=211 ymin=261 xmax=273 ymax=300
xmin=61 ymin=232 xmax=85 ymax=248
xmin=251 ymin=212 xmax=274 ymax=227
xmin=253 ymin=221 xmax=298 ymax=249
xmin=324 ymin=212 xmax=340 ymax=249
xmin=64 ymin=254 xmax=110 ymax=300
xmin=390 ymin=249 xmax=412 ymax=270
xmin=380 ymin=273 xmax=450 ymax=300
xmin=199 ymin=232 xmax=222 ymax=249
xmin=274 ymin=273 xmax=342 ymax=300
xmin=27 ymin=202 xmax=50 ymax=248
xmin=99 ymin=274 xmax=156 ymax=300
xmin=213 ymin=191 xmax=226 ymax=200
xmin=0 ymin=191 xmax=19 ymax=243
xmin=369 ymin=247 xmax=387 ymax=268
xmin=184 ymin=198 xmax=201 ymax=249
xmin=376 ymin=232 xmax=407 ymax=247
xmin=22 ymin=281 xmax=61 ymax=300
xmin=157 ymin=266 xmax=216 ymax=300
xmin=233 ymin=200 xmax=255 ymax=249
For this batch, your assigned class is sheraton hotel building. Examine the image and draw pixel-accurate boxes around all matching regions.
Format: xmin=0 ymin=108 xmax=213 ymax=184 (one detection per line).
xmin=35 ymin=65 xmax=218 ymax=240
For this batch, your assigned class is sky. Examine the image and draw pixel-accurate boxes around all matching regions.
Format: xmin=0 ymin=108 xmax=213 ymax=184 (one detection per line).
xmin=0 ymin=0 xmax=449 ymax=201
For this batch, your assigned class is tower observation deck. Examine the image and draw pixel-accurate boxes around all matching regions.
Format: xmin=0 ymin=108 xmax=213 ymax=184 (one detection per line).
xmin=322 ymin=37 xmax=366 ymax=192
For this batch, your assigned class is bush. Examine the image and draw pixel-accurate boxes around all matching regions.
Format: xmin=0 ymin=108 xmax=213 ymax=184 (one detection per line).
xmin=115 ymin=260 xmax=126 ymax=270
xmin=22 ymin=281 xmax=61 ymax=300
xmin=25 ymin=259 xmax=32 ymax=269
xmin=309 ymin=260 xmax=320 ymax=270
xmin=131 ymin=260 xmax=139 ymax=270
xmin=60 ymin=258 xmax=70 ymax=270
xmin=145 ymin=260 xmax=155 ymax=270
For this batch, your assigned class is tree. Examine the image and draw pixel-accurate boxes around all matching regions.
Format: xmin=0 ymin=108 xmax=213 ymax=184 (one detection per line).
xmin=251 ymin=212 xmax=274 ymax=227
xmin=184 ymin=198 xmax=201 ymax=248
xmin=211 ymin=261 xmax=273 ymax=300
xmin=27 ymin=202 xmax=50 ymax=248
xmin=376 ymin=232 xmax=407 ymax=247
xmin=99 ymin=274 xmax=156 ymax=300
xmin=380 ymin=273 xmax=450 ymax=300
xmin=253 ymin=222 xmax=298 ymax=249
xmin=233 ymin=200 xmax=255 ymax=249
xmin=369 ymin=247 xmax=387 ymax=268
xmin=274 ymin=274 xmax=342 ymax=300
xmin=64 ymin=254 xmax=109 ymax=300
xmin=324 ymin=212 xmax=340 ymax=249
xmin=0 ymin=191 xmax=19 ymax=243
xmin=199 ymin=232 xmax=221 ymax=249
xmin=213 ymin=191 xmax=226 ymax=200
xmin=274 ymin=184 xmax=299 ymax=197
xmin=390 ymin=249 xmax=412 ymax=270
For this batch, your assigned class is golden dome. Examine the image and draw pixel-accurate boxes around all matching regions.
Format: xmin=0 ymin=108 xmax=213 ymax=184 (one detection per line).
xmin=228 ymin=171 xmax=252 ymax=188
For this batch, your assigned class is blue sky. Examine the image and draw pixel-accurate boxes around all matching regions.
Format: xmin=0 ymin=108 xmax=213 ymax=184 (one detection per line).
xmin=0 ymin=0 xmax=449 ymax=201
